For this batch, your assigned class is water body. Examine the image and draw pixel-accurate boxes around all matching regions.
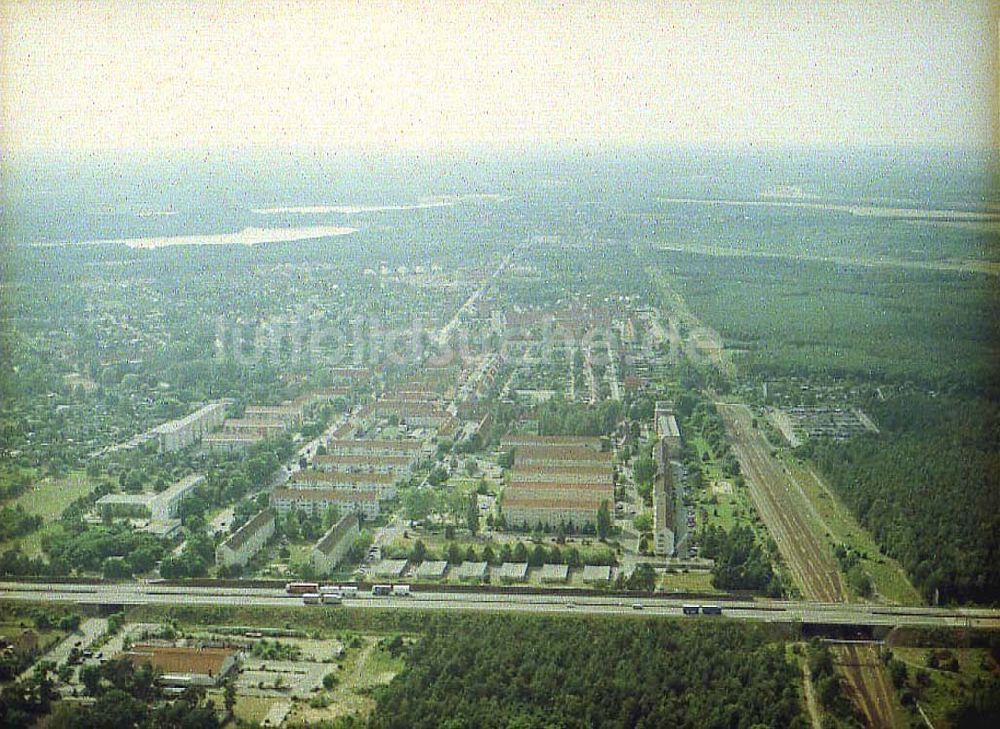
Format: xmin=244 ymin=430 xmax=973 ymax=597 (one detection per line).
xmin=67 ymin=225 xmax=357 ymax=250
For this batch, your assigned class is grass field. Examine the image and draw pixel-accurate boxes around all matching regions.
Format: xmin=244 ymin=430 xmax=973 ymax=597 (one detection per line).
xmin=14 ymin=471 xmax=97 ymax=520
xmin=781 ymin=453 xmax=921 ymax=605
xmin=689 ymin=436 xmax=767 ymax=541
xmin=286 ymin=635 xmax=404 ymax=724
xmin=660 ymin=570 xmax=718 ymax=593
xmin=2 ymin=471 xmax=100 ymax=557
xmin=891 ymin=646 xmax=997 ymax=728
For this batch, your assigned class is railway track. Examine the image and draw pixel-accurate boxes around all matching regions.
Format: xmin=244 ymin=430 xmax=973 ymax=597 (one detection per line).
xmin=719 ymin=402 xmax=899 ymax=728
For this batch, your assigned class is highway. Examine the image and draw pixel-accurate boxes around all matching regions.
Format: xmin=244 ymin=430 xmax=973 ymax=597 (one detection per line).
xmin=3 ymin=581 xmax=999 ymax=629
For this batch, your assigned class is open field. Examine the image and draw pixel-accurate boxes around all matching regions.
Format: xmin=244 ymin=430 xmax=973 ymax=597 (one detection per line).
xmin=12 ymin=472 xmax=96 ymax=521
xmin=890 ymin=646 xmax=998 ymax=728
xmin=1 ymin=472 xmax=99 ymax=557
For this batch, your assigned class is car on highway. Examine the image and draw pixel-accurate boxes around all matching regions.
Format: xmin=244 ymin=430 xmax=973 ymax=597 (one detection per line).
xmin=631 ymin=603 xmax=644 ymax=610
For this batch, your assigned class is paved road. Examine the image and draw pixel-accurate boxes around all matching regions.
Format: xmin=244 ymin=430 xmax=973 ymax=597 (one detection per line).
xmin=19 ymin=617 xmax=106 ymax=681
xmin=3 ymin=582 xmax=998 ymax=630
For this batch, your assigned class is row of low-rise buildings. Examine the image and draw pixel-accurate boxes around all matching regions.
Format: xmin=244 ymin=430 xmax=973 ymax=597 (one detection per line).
xmin=499 ymin=435 xmax=615 ymax=531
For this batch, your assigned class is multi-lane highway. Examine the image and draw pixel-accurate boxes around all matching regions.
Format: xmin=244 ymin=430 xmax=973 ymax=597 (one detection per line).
xmin=3 ymin=581 xmax=999 ymax=629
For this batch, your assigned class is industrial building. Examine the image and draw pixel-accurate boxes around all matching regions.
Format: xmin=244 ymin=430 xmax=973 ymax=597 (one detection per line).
xmin=372 ymin=559 xmax=408 ymax=578
xmin=215 ymin=509 xmax=275 ymax=569
xmin=454 ymin=561 xmax=488 ymax=582
xmin=538 ymin=563 xmax=569 ymax=583
xmin=310 ymin=514 xmax=360 ymax=576
xmin=119 ymin=644 xmax=239 ymax=688
xmin=581 ymin=564 xmax=611 ymax=583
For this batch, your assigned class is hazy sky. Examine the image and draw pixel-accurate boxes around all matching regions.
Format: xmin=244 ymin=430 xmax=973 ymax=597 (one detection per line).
xmin=2 ymin=1 xmax=996 ymax=154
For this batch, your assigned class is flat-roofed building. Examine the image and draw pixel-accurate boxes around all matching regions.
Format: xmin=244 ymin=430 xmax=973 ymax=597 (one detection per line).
xmin=655 ymin=401 xmax=682 ymax=455
xmin=97 ymin=474 xmax=204 ymax=522
xmin=310 ymin=514 xmax=359 ymax=576
xmin=372 ymin=559 xmax=408 ymax=578
xmin=96 ymin=492 xmax=157 ymax=517
xmin=581 ymin=564 xmax=612 ymax=583
xmin=152 ymin=402 xmax=226 ymax=452
xmin=119 ymin=644 xmax=239 ymax=688
xmin=537 ymin=563 xmax=569 ymax=583
xmin=152 ymin=475 xmax=204 ymax=521
xmin=290 ymin=470 xmax=398 ymax=500
xmin=216 ymin=509 xmax=275 ymax=569
xmin=270 ymin=488 xmax=380 ymax=520
xmin=454 ymin=561 xmax=488 ymax=582
xmin=652 ymin=444 xmax=676 ymax=557
xmin=496 ymin=562 xmax=528 ymax=583
xmin=414 ymin=560 xmax=448 ymax=580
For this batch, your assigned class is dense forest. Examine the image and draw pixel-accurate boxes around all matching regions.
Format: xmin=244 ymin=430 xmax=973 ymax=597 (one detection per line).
xmin=662 ymin=248 xmax=1000 ymax=604
xmin=367 ymin=614 xmax=805 ymax=729
xmin=803 ymin=394 xmax=1000 ymax=603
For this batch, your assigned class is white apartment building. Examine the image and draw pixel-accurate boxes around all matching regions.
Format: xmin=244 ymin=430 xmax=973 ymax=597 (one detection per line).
xmin=152 ymin=402 xmax=226 ymax=452
xmin=310 ymin=514 xmax=360 ymax=576
xmin=215 ymin=509 xmax=275 ymax=569
xmin=270 ymin=488 xmax=380 ymax=520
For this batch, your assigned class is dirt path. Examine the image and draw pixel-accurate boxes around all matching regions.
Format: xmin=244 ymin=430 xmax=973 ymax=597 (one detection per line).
xmin=800 ymin=659 xmax=823 ymax=729
xmin=719 ymin=402 xmax=898 ymax=728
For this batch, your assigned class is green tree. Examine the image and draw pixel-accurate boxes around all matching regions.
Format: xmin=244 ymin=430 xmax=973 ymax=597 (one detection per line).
xmin=596 ymin=500 xmax=612 ymax=540
xmin=466 ymin=496 xmax=479 ymax=535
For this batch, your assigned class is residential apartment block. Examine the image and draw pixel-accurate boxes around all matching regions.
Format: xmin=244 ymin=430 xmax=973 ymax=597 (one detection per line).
xmin=270 ymin=488 xmax=380 ymax=520
xmin=215 ymin=509 xmax=275 ymax=569
xmin=310 ymin=513 xmax=360 ymax=576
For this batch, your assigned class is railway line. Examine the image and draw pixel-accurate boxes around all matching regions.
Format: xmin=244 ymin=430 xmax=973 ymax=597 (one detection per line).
xmin=718 ymin=402 xmax=902 ymax=727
